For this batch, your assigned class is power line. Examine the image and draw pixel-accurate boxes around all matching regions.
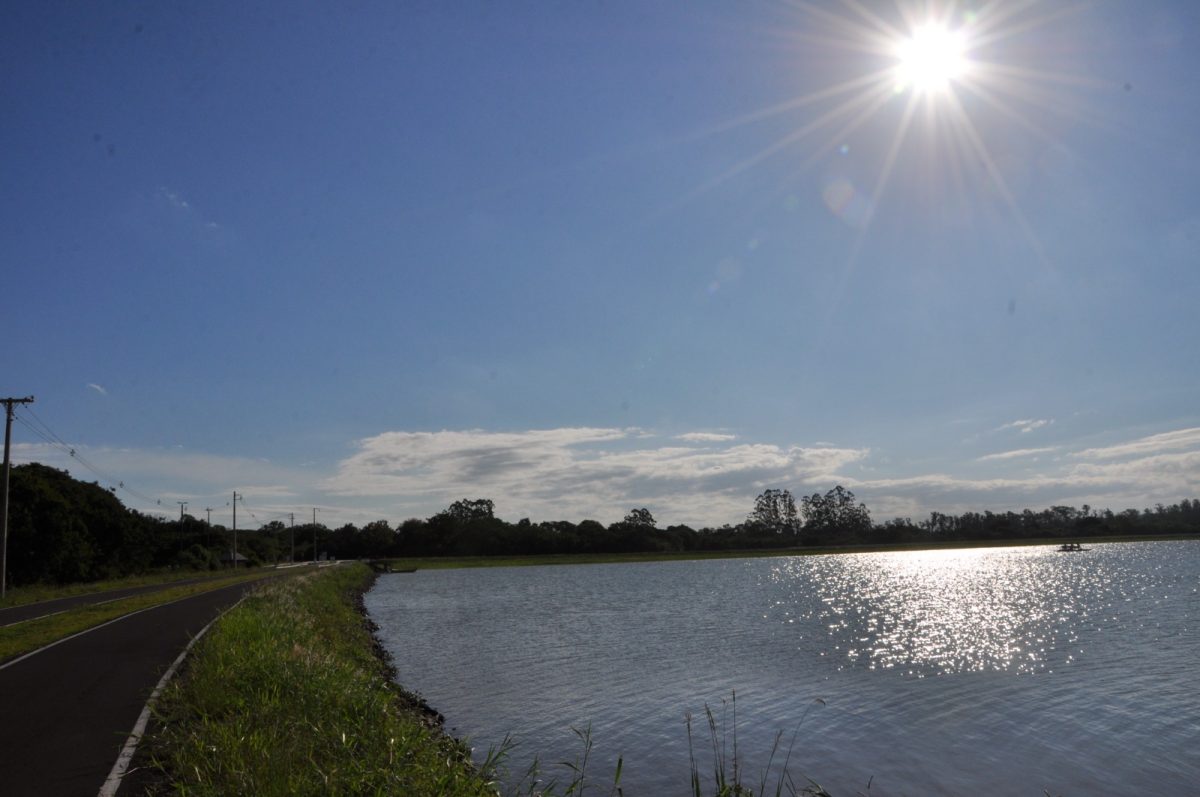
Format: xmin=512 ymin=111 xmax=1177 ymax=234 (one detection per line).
xmin=12 ymin=408 xmax=166 ymax=510
xmin=234 ymin=497 xmax=293 ymax=528
xmin=8 ymin=406 xmax=362 ymax=539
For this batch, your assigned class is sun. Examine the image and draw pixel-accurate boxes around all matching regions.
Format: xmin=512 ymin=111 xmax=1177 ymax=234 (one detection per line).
xmin=687 ymin=1 xmax=1093 ymax=274
xmin=893 ymin=22 xmax=968 ymax=95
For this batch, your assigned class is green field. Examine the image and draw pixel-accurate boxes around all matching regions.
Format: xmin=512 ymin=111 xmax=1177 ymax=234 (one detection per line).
xmin=378 ymin=533 xmax=1199 ymax=572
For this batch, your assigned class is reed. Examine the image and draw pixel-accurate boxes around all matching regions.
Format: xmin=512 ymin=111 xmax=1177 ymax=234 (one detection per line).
xmin=686 ymin=692 xmax=835 ymax=797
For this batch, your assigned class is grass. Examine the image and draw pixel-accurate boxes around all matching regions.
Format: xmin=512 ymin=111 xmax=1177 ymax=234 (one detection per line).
xmin=0 ymin=569 xmax=281 ymax=663
xmin=143 ymin=563 xmax=502 ymax=796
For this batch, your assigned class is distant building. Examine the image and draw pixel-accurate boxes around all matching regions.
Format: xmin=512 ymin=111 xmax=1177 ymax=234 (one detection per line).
xmin=220 ymin=550 xmax=250 ymax=566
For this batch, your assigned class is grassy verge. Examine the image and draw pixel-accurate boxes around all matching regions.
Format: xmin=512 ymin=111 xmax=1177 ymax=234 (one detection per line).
xmin=383 ymin=533 xmax=1199 ymax=571
xmin=143 ymin=563 xmax=499 ymax=796
xmin=0 ymin=569 xmax=280 ymax=663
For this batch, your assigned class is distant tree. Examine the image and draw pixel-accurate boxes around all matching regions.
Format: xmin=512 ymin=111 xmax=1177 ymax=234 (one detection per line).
xmin=747 ymin=488 xmax=800 ymax=534
xmin=801 ymin=485 xmax=872 ymax=541
xmin=360 ymin=519 xmax=395 ymax=557
xmin=575 ymin=519 xmax=609 ymax=553
xmin=437 ymin=498 xmax=495 ymax=523
xmin=623 ymin=507 xmax=657 ymax=528
xmin=241 ymin=529 xmax=281 ymax=565
xmin=8 ymin=463 xmax=155 ymax=583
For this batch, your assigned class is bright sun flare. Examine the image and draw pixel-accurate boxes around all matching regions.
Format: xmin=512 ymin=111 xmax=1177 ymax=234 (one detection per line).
xmin=697 ymin=3 xmax=1084 ymax=272
xmin=894 ymin=23 xmax=967 ymax=94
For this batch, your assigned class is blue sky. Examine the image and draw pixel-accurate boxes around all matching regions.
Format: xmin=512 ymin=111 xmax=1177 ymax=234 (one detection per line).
xmin=4 ymin=1 xmax=1199 ymax=528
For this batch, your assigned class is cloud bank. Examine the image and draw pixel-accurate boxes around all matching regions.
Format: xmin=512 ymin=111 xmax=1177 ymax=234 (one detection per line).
xmin=323 ymin=428 xmax=868 ymax=527
xmin=13 ymin=424 xmax=1200 ymax=529
xmin=323 ymin=424 xmax=1200 ymax=525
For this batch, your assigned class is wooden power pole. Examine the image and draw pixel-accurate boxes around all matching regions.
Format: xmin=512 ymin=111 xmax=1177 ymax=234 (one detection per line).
xmin=1 ymin=396 xmax=36 ymax=597
xmin=232 ymin=491 xmax=240 ymax=568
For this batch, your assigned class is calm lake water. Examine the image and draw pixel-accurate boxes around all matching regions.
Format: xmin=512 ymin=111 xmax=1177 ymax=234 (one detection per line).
xmin=366 ymin=542 xmax=1199 ymax=795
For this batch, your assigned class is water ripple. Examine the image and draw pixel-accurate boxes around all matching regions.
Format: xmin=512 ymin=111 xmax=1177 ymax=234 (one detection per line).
xmin=366 ymin=541 xmax=1200 ymax=795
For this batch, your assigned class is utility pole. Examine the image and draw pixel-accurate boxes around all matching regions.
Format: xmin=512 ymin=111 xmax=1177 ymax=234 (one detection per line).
xmin=1 ymin=396 xmax=35 ymax=598
xmin=204 ymin=507 xmax=212 ymax=551
xmin=289 ymin=512 xmax=295 ymax=563
xmin=232 ymin=491 xmax=240 ymax=568
xmin=177 ymin=501 xmax=188 ymax=522
xmin=312 ymin=507 xmax=319 ymax=564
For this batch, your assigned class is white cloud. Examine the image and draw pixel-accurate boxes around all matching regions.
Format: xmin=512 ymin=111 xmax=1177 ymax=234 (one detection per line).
xmin=318 ymin=421 xmax=1195 ymax=525
xmin=159 ymin=187 xmax=190 ymax=209
xmin=1072 ymin=427 xmax=1200 ymax=460
xmin=844 ymin=426 xmax=1200 ymax=518
xmin=10 ymin=442 xmax=319 ymax=522
xmin=676 ymin=432 xmax=738 ymax=442
xmin=86 ymin=383 xmax=108 ymax=396
xmin=997 ymin=418 xmax=1054 ymax=434
xmin=323 ymin=428 xmax=869 ymax=527
xmin=11 ymin=424 xmax=1199 ymax=530
xmin=976 ymin=446 xmax=1057 ymax=462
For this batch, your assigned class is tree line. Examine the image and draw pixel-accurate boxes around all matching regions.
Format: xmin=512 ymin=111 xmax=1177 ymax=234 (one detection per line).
xmin=5 ymin=462 xmax=1200 ymax=586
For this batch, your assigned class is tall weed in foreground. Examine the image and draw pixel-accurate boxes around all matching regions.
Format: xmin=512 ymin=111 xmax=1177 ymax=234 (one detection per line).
xmin=686 ymin=692 xmax=839 ymax=797
xmin=484 ymin=725 xmax=624 ymax=797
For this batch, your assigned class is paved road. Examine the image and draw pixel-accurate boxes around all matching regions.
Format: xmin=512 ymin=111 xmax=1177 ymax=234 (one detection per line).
xmin=0 ymin=577 xmax=279 ymax=796
xmin=0 ymin=564 xmax=313 ymax=628
xmin=0 ymin=575 xmax=224 ymax=628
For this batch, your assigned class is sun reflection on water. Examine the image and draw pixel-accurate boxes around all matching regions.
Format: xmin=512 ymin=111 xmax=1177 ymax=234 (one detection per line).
xmin=767 ymin=546 xmax=1147 ymax=676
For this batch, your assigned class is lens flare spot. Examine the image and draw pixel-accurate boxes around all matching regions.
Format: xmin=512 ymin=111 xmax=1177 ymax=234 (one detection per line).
xmin=822 ymin=177 xmax=871 ymax=228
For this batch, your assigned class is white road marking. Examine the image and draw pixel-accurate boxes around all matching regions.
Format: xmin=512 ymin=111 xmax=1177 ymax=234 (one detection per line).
xmin=0 ymin=608 xmax=67 ymax=629
xmin=98 ymin=595 xmax=249 ymax=797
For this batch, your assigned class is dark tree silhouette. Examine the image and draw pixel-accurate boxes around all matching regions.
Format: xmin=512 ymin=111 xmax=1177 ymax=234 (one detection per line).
xmin=802 ymin=485 xmax=872 ymax=540
xmin=438 ymin=498 xmax=495 ymax=522
xmin=623 ymin=507 xmax=657 ymax=528
xmin=747 ymin=488 xmax=800 ymax=534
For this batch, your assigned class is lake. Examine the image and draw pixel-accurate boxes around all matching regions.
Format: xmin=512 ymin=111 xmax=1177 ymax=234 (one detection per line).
xmin=365 ymin=542 xmax=1199 ymax=795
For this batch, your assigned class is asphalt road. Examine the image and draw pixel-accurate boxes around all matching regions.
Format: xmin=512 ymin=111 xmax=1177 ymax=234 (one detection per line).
xmin=0 ymin=575 xmax=229 ymax=628
xmin=0 ymin=577 xmax=276 ymax=796
xmin=0 ymin=564 xmax=312 ymax=628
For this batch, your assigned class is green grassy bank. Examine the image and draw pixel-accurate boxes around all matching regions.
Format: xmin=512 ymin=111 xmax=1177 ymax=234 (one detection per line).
xmin=143 ymin=563 xmax=502 ymax=796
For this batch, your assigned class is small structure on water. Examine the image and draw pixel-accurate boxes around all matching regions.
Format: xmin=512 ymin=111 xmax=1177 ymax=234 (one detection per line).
xmin=367 ymin=560 xmax=418 ymax=574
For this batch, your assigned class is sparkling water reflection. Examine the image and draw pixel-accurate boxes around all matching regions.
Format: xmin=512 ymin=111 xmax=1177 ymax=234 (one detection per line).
xmin=366 ymin=542 xmax=1199 ymax=795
